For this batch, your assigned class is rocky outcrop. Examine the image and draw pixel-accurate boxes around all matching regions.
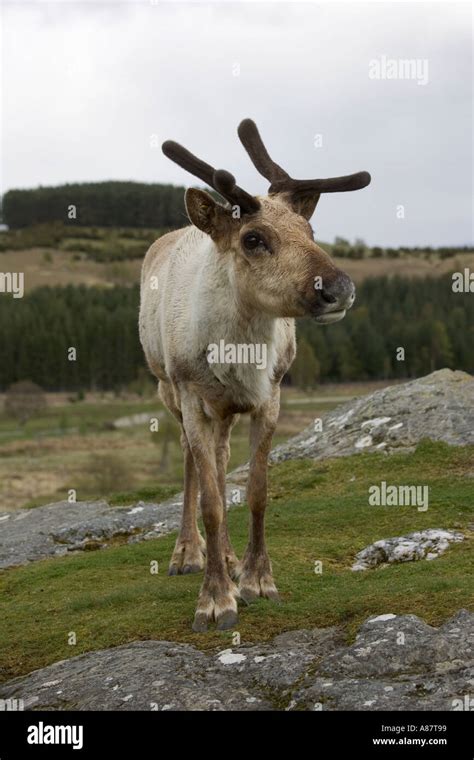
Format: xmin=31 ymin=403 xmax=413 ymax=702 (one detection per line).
xmin=0 ymin=484 xmax=245 ymax=571
xmin=232 ymin=369 xmax=474 ymax=479
xmin=1 ymin=610 xmax=472 ymax=711
xmin=351 ymin=529 xmax=466 ymax=571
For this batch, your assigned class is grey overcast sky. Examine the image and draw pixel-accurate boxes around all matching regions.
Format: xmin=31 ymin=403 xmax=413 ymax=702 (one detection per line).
xmin=1 ymin=0 xmax=472 ymax=246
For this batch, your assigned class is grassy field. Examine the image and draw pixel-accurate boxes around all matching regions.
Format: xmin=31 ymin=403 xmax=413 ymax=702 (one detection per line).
xmin=2 ymin=247 xmax=473 ymax=292
xmin=0 ymin=382 xmax=393 ymax=511
xmin=0 ymin=247 xmax=143 ymax=291
xmin=0 ymin=440 xmax=472 ymax=683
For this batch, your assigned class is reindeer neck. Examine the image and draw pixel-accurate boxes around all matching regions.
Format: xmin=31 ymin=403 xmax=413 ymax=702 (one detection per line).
xmin=196 ymin=238 xmax=278 ymax=348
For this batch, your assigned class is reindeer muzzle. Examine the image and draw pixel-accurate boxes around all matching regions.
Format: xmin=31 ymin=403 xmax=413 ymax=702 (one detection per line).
xmin=313 ymin=272 xmax=356 ymax=324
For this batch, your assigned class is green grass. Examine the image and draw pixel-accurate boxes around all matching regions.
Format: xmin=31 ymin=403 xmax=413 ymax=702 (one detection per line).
xmin=1 ymin=440 xmax=472 ymax=683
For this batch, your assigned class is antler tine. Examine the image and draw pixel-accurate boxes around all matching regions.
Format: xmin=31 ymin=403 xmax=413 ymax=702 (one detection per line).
xmin=162 ymin=139 xmax=260 ymax=215
xmin=213 ymin=169 xmax=260 ymax=214
xmin=274 ymin=172 xmax=372 ymax=195
xmin=162 ymin=140 xmax=216 ymax=188
xmin=238 ymin=118 xmax=371 ymax=196
xmin=238 ymin=118 xmax=289 ymax=185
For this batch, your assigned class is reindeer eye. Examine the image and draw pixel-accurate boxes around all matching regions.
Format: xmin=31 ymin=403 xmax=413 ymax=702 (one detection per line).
xmin=242 ymin=232 xmax=267 ymax=252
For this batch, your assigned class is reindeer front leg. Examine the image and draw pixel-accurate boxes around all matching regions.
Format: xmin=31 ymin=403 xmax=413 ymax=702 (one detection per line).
xmin=239 ymin=387 xmax=280 ymax=603
xmin=215 ymin=415 xmax=241 ymax=581
xmin=180 ymin=388 xmax=239 ymax=632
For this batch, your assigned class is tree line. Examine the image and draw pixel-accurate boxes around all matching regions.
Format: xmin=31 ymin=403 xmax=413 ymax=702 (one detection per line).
xmin=1 ymin=183 xmax=471 ymax=261
xmin=0 ymin=276 xmax=472 ymax=392
xmin=1 ymin=182 xmax=187 ymax=229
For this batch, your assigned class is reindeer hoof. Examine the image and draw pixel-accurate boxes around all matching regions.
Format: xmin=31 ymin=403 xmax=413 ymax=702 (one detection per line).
xmin=239 ymin=569 xmax=280 ymax=604
xmin=192 ymin=612 xmax=209 ymax=633
xmin=239 ymin=586 xmax=259 ymax=605
xmin=265 ymin=589 xmax=281 ymax=603
xmin=168 ymin=537 xmax=206 ymax=576
xmin=192 ymin=578 xmax=239 ymax=632
xmin=182 ymin=564 xmax=203 ymax=575
xmin=217 ymin=609 xmax=239 ymax=631
xmin=169 ymin=562 xmax=203 ymax=576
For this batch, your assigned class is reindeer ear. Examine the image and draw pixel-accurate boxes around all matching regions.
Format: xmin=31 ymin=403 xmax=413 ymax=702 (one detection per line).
xmin=284 ymin=190 xmax=321 ymax=220
xmin=185 ymin=188 xmax=229 ymax=237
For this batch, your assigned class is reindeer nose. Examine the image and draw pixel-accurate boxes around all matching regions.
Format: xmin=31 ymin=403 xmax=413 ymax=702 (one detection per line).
xmin=320 ymin=288 xmax=338 ymax=305
xmin=320 ymin=272 xmax=355 ymax=310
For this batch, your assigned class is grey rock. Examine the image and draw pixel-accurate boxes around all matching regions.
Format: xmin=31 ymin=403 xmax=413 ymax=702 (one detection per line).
xmin=0 ymin=642 xmax=271 ymax=712
xmin=232 ymin=369 xmax=474 ymax=479
xmin=1 ymin=611 xmax=472 ymax=711
xmin=0 ymin=485 xmax=245 ymax=570
xmin=292 ymin=610 xmax=474 ymax=711
xmin=352 ymin=529 xmax=465 ymax=571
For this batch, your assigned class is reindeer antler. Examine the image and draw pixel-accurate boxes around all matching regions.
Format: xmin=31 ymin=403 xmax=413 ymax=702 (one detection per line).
xmin=238 ymin=118 xmax=371 ymax=195
xmin=237 ymin=119 xmax=290 ymax=186
xmin=162 ymin=140 xmax=260 ymax=215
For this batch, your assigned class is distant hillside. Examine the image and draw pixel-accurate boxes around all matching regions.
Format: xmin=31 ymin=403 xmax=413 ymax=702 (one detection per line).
xmin=1 ymin=182 xmax=187 ymax=228
xmin=0 ymin=223 xmax=473 ymax=296
xmin=2 ymin=183 xmax=472 ymax=263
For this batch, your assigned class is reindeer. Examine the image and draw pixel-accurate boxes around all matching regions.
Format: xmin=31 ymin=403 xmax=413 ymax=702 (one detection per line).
xmin=139 ymin=119 xmax=370 ymax=631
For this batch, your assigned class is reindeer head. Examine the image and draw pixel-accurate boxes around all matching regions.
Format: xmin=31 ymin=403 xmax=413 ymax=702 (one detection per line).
xmin=162 ymin=120 xmax=370 ymax=323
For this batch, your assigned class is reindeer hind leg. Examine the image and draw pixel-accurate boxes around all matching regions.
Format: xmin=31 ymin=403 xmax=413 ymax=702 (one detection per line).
xmin=159 ymin=381 xmax=206 ymax=575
